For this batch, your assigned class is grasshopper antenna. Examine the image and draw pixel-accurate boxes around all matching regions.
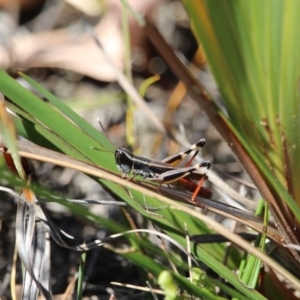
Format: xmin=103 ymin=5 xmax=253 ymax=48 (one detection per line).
xmin=97 ymin=118 xmax=116 ymax=151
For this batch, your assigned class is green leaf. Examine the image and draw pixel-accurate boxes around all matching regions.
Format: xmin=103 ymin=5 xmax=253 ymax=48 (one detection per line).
xmin=18 ymin=72 xmax=113 ymax=152
xmin=183 ymin=0 xmax=300 ymax=221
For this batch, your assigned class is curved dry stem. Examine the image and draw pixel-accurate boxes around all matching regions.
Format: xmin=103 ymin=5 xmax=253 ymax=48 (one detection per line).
xmin=144 ymin=18 xmax=300 ymax=261
xmin=1 ymin=140 xmax=300 ymax=288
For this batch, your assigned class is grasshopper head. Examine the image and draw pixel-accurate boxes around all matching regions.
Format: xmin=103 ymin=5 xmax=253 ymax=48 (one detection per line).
xmin=115 ymin=148 xmax=133 ymax=174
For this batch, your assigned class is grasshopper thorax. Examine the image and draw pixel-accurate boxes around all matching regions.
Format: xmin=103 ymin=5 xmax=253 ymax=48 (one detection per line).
xmin=115 ymin=148 xmax=134 ymax=174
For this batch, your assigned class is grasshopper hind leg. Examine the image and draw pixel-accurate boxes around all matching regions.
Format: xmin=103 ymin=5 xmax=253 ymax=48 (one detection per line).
xmin=191 ymin=161 xmax=211 ymax=201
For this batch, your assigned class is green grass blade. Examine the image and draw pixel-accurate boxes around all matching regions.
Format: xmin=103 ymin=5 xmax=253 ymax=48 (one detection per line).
xmin=18 ymin=72 xmax=113 ymax=152
xmin=0 ymin=70 xmax=115 ymax=170
xmin=183 ymin=1 xmax=300 ymax=220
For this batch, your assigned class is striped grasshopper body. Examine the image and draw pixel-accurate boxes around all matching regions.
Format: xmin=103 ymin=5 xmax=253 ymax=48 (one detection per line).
xmin=115 ymin=138 xmax=212 ymax=200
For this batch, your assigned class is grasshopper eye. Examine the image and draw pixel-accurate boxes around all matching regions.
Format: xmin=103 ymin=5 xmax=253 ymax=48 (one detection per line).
xmin=115 ymin=148 xmax=133 ymax=174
